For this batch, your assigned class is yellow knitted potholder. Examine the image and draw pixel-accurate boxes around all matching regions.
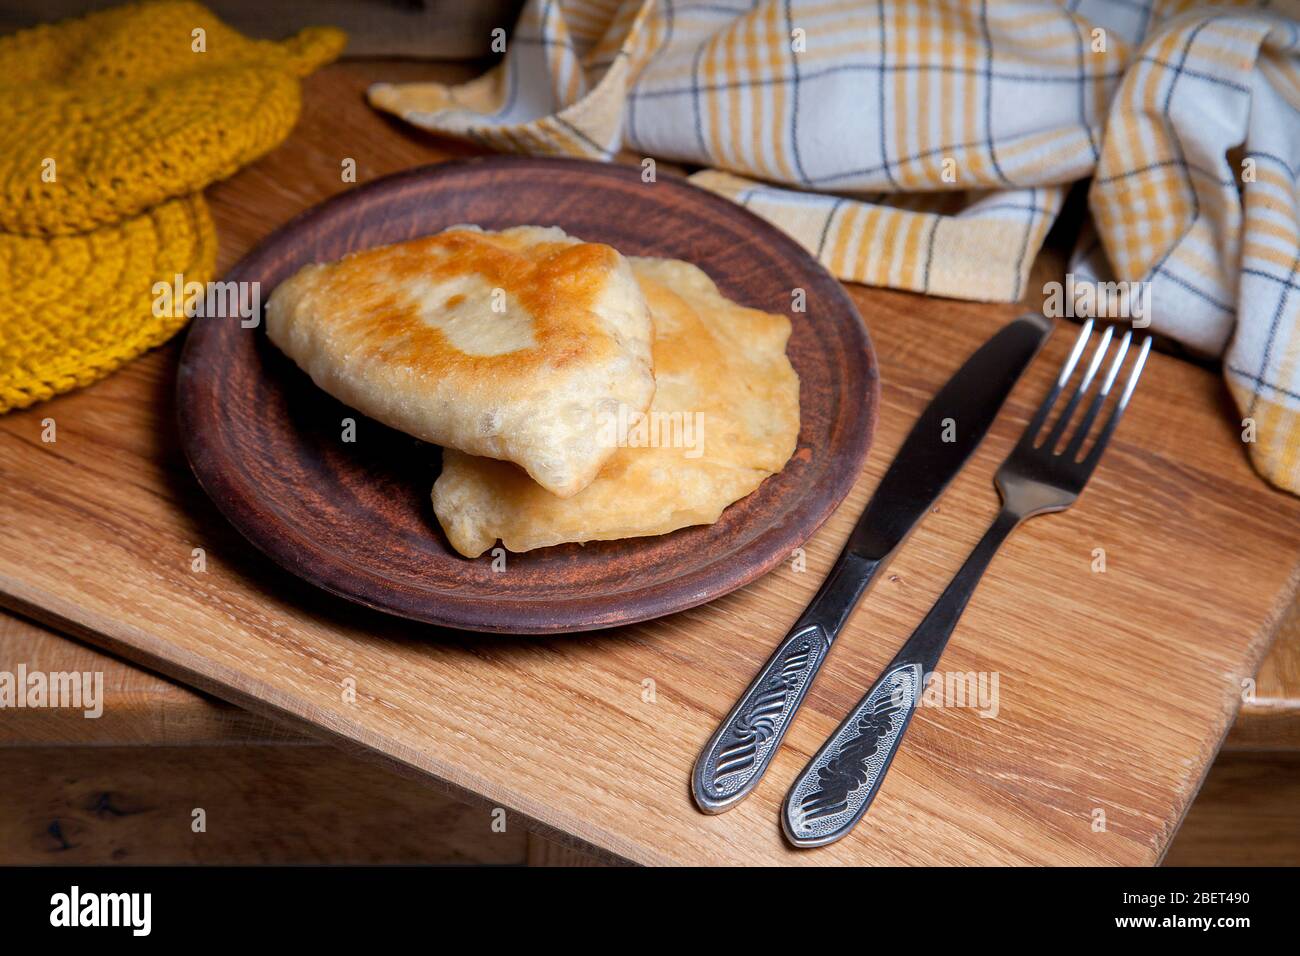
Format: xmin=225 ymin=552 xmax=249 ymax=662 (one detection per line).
xmin=0 ymin=196 xmax=216 ymax=411
xmin=0 ymin=2 xmax=344 ymax=413
xmin=0 ymin=1 xmax=345 ymax=236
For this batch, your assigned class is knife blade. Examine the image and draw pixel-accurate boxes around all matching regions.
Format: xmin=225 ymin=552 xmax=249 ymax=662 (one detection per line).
xmin=691 ymin=312 xmax=1051 ymax=813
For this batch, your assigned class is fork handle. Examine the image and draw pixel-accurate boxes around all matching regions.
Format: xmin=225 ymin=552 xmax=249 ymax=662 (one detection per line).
xmin=692 ymin=551 xmax=880 ymax=813
xmin=782 ymin=507 xmax=1021 ymax=847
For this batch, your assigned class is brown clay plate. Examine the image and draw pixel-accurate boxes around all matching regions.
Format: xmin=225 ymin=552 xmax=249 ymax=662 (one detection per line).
xmin=178 ymin=157 xmax=878 ymax=634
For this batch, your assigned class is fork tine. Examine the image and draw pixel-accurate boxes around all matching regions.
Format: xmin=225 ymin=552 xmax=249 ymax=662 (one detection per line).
xmin=1023 ymin=319 xmax=1094 ymax=446
xmin=1082 ymin=334 xmax=1152 ymax=470
xmin=1064 ymin=328 xmax=1132 ymax=461
xmin=1042 ymin=323 xmax=1114 ymax=451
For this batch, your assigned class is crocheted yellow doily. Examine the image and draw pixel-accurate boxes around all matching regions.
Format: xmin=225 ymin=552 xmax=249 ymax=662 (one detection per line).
xmin=0 ymin=195 xmax=216 ymax=412
xmin=0 ymin=1 xmax=345 ymax=236
xmin=0 ymin=2 xmax=344 ymax=413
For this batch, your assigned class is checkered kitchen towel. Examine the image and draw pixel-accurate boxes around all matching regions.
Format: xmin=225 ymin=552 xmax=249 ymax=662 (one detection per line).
xmin=369 ymin=0 xmax=1300 ymax=494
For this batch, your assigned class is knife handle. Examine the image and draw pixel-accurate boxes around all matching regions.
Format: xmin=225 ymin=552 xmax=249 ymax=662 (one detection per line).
xmin=782 ymin=508 xmax=1021 ymax=846
xmin=781 ymin=656 xmax=924 ymax=847
xmin=692 ymin=552 xmax=879 ymax=813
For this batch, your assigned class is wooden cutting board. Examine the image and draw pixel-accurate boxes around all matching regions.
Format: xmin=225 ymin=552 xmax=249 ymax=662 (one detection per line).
xmin=1 ymin=61 xmax=1298 ymax=865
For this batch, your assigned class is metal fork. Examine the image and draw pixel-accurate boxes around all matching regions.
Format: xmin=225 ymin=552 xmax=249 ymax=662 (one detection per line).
xmin=782 ymin=320 xmax=1152 ymax=848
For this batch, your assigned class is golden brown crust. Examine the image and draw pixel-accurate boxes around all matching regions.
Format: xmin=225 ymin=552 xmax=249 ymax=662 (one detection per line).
xmin=433 ymin=257 xmax=800 ymax=557
xmin=290 ymin=228 xmax=619 ymax=377
xmin=265 ymin=225 xmax=655 ymax=497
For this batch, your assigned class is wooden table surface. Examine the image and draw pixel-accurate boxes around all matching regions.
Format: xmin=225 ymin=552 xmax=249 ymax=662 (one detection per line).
xmin=2 ymin=61 xmax=1298 ymax=866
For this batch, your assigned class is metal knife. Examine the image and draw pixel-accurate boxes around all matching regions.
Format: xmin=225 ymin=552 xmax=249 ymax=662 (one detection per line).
xmin=691 ymin=313 xmax=1052 ymax=813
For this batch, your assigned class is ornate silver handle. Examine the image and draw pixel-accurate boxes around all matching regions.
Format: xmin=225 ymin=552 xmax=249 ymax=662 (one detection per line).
xmin=692 ymin=552 xmax=880 ymax=813
xmin=781 ymin=660 xmax=923 ymax=846
xmin=782 ymin=508 xmax=1022 ymax=847
xmin=692 ymin=623 xmax=831 ymax=813
xmin=691 ymin=319 xmax=1050 ymax=818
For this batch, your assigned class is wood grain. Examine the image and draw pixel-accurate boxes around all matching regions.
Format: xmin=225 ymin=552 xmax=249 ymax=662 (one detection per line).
xmin=0 ymin=612 xmax=302 ymax=746
xmin=1226 ymin=598 xmax=1300 ymax=750
xmin=1 ymin=61 xmax=1298 ymax=865
xmin=0 ymin=745 xmax=526 ymax=865
xmin=178 ymin=157 xmax=877 ymax=632
xmin=1164 ymin=752 xmax=1300 ymax=865
xmin=2 ymin=604 xmax=1292 ymax=866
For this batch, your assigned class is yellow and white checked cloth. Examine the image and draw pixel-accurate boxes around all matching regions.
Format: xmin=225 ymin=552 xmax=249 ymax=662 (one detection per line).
xmin=370 ymin=0 xmax=1300 ymax=494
